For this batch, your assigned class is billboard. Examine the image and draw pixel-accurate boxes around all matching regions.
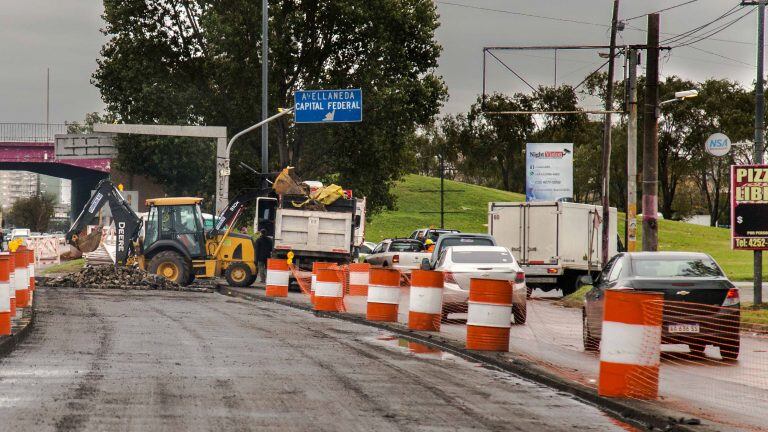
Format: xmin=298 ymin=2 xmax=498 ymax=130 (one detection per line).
xmin=525 ymin=143 xmax=574 ymax=202
xmin=731 ymin=165 xmax=768 ymax=250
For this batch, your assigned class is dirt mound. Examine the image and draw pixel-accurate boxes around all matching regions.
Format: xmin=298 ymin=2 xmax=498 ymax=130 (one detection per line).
xmin=44 ymin=265 xmax=202 ymax=291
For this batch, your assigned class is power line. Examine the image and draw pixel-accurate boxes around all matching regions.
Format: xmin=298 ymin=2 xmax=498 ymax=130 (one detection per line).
xmin=670 ymin=7 xmax=755 ymax=48
xmin=434 ymin=1 xmax=608 ymax=27
xmin=624 ymin=0 xmax=701 ymax=21
xmin=681 ymin=43 xmax=755 ymax=67
xmin=623 ymin=21 xmax=753 ymax=45
xmin=661 ymin=4 xmax=742 ymax=45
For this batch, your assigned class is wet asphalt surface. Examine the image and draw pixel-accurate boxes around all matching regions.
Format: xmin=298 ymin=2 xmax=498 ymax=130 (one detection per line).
xmin=0 ymin=287 xmax=636 ymax=432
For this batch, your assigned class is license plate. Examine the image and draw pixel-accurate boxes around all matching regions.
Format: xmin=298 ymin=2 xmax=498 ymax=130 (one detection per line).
xmin=526 ymin=277 xmax=557 ymax=283
xmin=668 ymin=324 xmax=700 ymax=333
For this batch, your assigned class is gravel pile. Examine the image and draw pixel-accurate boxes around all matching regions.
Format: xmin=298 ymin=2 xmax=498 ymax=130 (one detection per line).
xmin=44 ymin=265 xmax=210 ymax=292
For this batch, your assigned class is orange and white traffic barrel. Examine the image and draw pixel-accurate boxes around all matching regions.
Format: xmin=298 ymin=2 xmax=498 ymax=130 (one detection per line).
xmin=3 ymin=253 xmax=16 ymax=316
xmin=367 ymin=268 xmax=401 ymax=322
xmin=348 ymin=263 xmax=370 ymax=296
xmin=599 ymin=290 xmax=663 ymax=399
xmin=314 ymin=268 xmax=343 ymax=312
xmin=408 ymin=270 xmax=443 ymax=331
xmin=13 ymin=249 xmax=30 ymax=308
xmin=265 ymin=258 xmax=290 ymax=297
xmin=311 ymin=262 xmax=333 ymax=304
xmin=0 ymin=255 xmax=11 ymax=335
xmin=466 ymin=278 xmax=513 ymax=351
xmin=27 ymin=248 xmax=35 ymax=294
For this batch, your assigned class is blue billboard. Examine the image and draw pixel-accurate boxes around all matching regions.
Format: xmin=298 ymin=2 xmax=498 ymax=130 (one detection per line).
xmin=294 ymin=89 xmax=363 ymax=123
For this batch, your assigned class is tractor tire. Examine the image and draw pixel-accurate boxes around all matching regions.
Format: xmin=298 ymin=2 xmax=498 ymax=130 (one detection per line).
xmin=225 ymin=262 xmax=256 ymax=287
xmin=148 ymin=251 xmax=191 ymax=286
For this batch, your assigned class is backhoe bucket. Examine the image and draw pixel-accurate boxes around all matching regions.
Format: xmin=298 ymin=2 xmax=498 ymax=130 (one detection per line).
xmin=70 ymin=230 xmax=103 ymax=253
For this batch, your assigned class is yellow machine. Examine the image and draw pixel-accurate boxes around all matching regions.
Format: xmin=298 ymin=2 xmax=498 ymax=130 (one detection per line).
xmin=67 ymin=180 xmax=258 ymax=286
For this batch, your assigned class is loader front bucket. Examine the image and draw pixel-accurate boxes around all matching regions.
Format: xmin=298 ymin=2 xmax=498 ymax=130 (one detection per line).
xmin=70 ymin=230 xmax=103 ymax=253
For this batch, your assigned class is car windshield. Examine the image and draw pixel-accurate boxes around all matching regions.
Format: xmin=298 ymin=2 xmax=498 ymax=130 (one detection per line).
xmin=632 ymin=258 xmax=723 ymax=278
xmin=452 ymin=250 xmax=513 ymax=264
xmin=389 ymin=241 xmax=423 ymax=252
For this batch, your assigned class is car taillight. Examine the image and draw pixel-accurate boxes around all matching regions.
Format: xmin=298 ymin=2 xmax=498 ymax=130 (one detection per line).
xmin=393 ymin=254 xmax=400 ymax=264
xmin=514 ymin=271 xmax=525 ymax=284
xmin=444 ymin=271 xmax=457 ymax=285
xmin=723 ymin=288 xmax=740 ymax=307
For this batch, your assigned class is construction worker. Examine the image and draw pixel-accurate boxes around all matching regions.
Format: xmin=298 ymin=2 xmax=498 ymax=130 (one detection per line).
xmin=255 ymin=229 xmax=273 ymax=283
xmin=425 ymin=238 xmax=435 ymax=253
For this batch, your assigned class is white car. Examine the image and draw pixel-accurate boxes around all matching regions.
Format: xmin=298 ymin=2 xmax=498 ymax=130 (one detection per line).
xmin=435 ymin=245 xmax=527 ymax=324
xmin=364 ymin=238 xmax=431 ymax=272
xmin=357 ymin=241 xmax=377 ymax=263
xmin=10 ymin=228 xmax=31 ymax=241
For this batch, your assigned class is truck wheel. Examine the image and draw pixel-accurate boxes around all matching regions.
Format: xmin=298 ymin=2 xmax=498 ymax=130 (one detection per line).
xmin=512 ymin=303 xmax=527 ymax=325
xmin=149 ymin=251 xmax=191 ymax=286
xmin=225 ymin=263 xmax=255 ymax=287
xmin=559 ymin=274 xmax=579 ymax=297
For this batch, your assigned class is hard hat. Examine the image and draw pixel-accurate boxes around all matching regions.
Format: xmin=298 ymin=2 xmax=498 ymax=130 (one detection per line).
xmin=425 ymin=239 xmax=434 ymax=245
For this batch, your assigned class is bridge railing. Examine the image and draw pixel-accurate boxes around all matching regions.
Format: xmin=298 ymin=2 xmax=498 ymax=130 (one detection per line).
xmin=0 ymin=123 xmax=68 ymax=143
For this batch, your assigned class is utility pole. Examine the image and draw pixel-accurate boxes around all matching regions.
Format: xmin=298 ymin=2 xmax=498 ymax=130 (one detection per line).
xmin=642 ymin=13 xmax=660 ymax=251
xmin=600 ymin=0 xmax=620 ymax=265
xmin=46 ymin=68 xmax=50 ymax=140
xmin=261 ymin=0 xmax=269 ymax=176
xmin=440 ymin=154 xmax=445 ymax=229
xmin=755 ymin=0 xmax=765 ymax=305
xmin=626 ymin=48 xmax=639 ymax=252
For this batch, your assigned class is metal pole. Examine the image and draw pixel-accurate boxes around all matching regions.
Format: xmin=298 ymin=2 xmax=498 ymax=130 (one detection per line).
xmin=440 ymin=154 xmax=445 ymax=229
xmin=642 ymin=13 xmax=660 ymax=251
xmin=627 ymin=48 xmax=639 ymax=252
xmin=600 ymin=0 xmax=620 ymax=265
xmin=755 ymin=0 xmax=765 ymax=305
xmin=46 ymin=68 xmax=50 ymax=140
xmin=261 ymin=0 xmax=269 ymax=176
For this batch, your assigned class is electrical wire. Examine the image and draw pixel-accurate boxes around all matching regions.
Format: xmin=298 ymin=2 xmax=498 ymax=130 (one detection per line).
xmin=624 ymin=0 xmax=702 ymax=21
xmin=681 ymin=44 xmax=755 ymax=67
xmin=661 ymin=4 xmax=742 ymax=45
xmin=434 ymin=1 xmax=608 ymax=28
xmin=669 ymin=7 xmax=755 ymax=48
xmin=623 ymin=21 xmax=753 ymax=46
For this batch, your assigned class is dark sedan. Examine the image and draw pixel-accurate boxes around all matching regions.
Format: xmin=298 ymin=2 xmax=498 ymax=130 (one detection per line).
xmin=582 ymin=252 xmax=740 ymax=360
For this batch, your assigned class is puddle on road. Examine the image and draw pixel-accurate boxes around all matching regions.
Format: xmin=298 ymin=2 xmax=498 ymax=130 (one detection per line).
xmin=373 ymin=334 xmax=460 ymax=361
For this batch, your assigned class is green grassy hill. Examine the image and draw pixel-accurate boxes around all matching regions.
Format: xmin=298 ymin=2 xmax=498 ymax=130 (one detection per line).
xmin=368 ymin=174 xmax=757 ymax=280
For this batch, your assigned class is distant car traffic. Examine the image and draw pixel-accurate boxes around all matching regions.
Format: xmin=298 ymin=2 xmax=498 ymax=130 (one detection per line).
xmin=435 ymin=245 xmax=527 ymax=324
xmin=409 ymin=228 xmax=461 ymax=244
xmin=582 ymin=252 xmax=740 ymax=360
xmin=364 ymin=239 xmax=430 ymax=272
xmin=10 ymin=228 xmax=31 ymax=241
xmin=423 ymin=233 xmax=497 ymax=269
xmin=356 ymin=241 xmax=377 ymax=263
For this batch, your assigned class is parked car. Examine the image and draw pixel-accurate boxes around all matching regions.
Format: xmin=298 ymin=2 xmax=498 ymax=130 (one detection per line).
xmin=356 ymin=241 xmax=377 ymax=263
xmin=582 ymin=252 xmax=740 ymax=360
xmin=423 ymin=233 xmax=497 ymax=269
xmin=408 ymin=228 xmax=461 ymax=244
xmin=435 ymin=245 xmax=527 ymax=324
xmin=364 ymin=238 xmax=430 ymax=272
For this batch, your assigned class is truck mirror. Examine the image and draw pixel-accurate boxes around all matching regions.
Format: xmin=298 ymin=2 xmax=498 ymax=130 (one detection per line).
xmin=420 ymin=258 xmax=431 ymax=270
xmin=578 ymin=275 xmax=594 ymax=286
xmin=354 ymin=215 xmax=361 ymax=228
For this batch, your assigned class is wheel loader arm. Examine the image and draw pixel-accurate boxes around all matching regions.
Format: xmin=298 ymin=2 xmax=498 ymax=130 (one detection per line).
xmin=65 ymin=179 xmax=143 ymax=266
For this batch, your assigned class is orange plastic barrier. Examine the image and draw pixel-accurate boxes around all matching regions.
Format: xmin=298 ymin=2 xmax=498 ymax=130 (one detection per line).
xmin=265 ymin=258 xmax=290 ymax=297
xmin=598 ymin=290 xmax=663 ymax=399
xmin=314 ymin=268 xmax=343 ymax=312
xmin=367 ymin=268 xmax=401 ymax=322
xmin=466 ymin=278 xmax=513 ymax=351
xmin=0 ymin=255 xmax=11 ymax=335
xmin=348 ymin=263 xmax=370 ymax=296
xmin=27 ymin=248 xmax=35 ymax=294
xmin=408 ymin=270 xmax=443 ymax=331
xmin=311 ymin=262 xmax=333 ymax=305
xmin=2 ymin=253 xmax=16 ymax=316
xmin=12 ymin=248 xmax=29 ymax=308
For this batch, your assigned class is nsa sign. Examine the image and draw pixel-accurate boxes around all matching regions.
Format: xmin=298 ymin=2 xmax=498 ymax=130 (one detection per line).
xmin=294 ymin=89 xmax=363 ymax=123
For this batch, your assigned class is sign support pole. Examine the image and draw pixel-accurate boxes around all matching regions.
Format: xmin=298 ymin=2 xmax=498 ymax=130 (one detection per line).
xmin=755 ymin=0 xmax=765 ymax=305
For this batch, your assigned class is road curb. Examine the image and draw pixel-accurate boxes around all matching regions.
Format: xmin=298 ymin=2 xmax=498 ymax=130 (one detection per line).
xmin=0 ymin=299 xmax=35 ymax=360
xmin=216 ymin=285 xmax=717 ymax=432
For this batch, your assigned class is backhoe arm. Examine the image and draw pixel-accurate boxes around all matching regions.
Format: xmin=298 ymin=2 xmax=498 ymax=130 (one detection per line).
xmin=66 ymin=179 xmax=143 ymax=266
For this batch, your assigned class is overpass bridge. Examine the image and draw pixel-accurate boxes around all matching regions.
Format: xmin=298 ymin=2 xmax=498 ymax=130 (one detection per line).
xmin=0 ymin=123 xmax=114 ymax=219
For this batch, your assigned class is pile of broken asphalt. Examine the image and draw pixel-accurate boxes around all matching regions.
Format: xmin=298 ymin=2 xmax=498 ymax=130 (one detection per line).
xmin=42 ymin=265 xmax=211 ymax=292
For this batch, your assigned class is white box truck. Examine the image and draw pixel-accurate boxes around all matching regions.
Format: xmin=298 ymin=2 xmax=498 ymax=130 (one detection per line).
xmin=488 ymin=201 xmax=619 ymax=295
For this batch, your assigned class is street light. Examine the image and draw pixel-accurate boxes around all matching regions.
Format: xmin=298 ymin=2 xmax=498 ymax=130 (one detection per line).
xmin=660 ymin=89 xmax=699 ymax=106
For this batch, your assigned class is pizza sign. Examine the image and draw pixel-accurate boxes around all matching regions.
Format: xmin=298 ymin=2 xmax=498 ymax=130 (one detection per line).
xmin=731 ymin=165 xmax=768 ymax=250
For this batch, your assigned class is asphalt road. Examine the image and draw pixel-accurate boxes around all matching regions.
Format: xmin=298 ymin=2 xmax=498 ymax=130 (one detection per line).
xmin=0 ymin=288 xmax=634 ymax=432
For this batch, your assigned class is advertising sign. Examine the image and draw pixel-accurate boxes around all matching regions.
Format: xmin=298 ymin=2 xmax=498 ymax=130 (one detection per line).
xmin=294 ymin=89 xmax=363 ymax=123
xmin=525 ymin=143 xmax=574 ymax=202
xmin=731 ymin=165 xmax=768 ymax=250
xmin=705 ymin=132 xmax=731 ymax=157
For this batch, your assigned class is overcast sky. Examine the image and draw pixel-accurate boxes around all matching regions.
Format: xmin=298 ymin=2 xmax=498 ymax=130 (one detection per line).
xmin=0 ymin=1 xmax=761 ymax=123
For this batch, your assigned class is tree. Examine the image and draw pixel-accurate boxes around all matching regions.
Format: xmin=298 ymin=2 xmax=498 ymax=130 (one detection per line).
xmin=8 ymin=195 xmax=55 ymax=232
xmin=93 ymin=0 xmax=446 ymax=213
